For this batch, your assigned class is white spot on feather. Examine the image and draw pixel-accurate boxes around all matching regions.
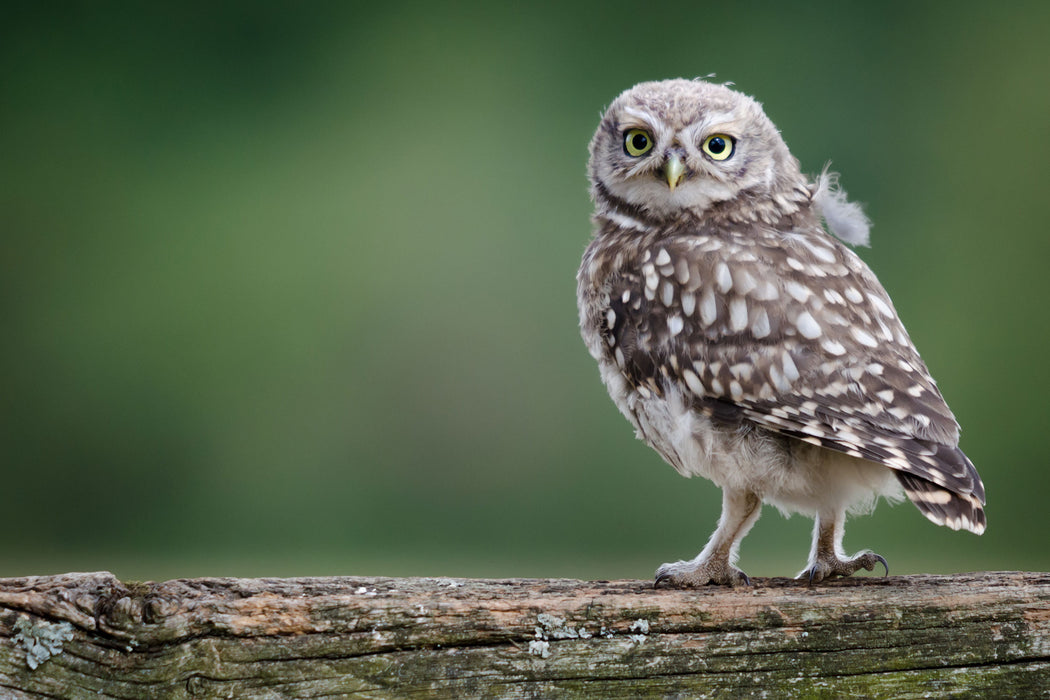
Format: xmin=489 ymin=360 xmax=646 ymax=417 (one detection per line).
xmin=784 ymin=281 xmax=812 ymax=303
xmin=643 ymin=263 xmax=657 ymax=291
xmin=729 ymin=297 xmax=748 ymax=332
xmin=715 ymin=263 xmax=732 ymax=294
xmin=913 ymin=489 xmax=953 ymax=505
xmin=681 ymin=292 xmax=696 ymax=316
xmin=821 ymin=339 xmax=846 ymax=355
xmin=668 ymin=315 xmax=684 ymax=336
xmin=699 ymin=289 xmax=717 ymax=326
xmin=823 ymin=310 xmax=848 ymax=326
xmin=795 ymin=311 xmax=822 ymax=339
xmin=869 ymin=294 xmax=894 ymax=319
xmin=682 ymin=369 xmax=704 ymax=395
xmin=750 ymin=308 xmax=771 ymax=338
xmin=850 ymin=327 xmax=879 ymax=347
xmin=810 ymin=245 xmax=837 ymax=264
xmin=769 ymin=365 xmax=791 ymax=393
xmin=675 ymin=259 xmax=691 ymax=284
xmin=824 ymin=289 xmax=845 ymax=305
xmin=661 ymin=280 xmax=675 ymax=306
xmin=732 ymin=269 xmax=757 ymax=296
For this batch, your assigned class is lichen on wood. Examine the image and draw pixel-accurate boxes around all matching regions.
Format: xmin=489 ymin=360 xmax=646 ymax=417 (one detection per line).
xmin=0 ymin=571 xmax=1047 ymax=698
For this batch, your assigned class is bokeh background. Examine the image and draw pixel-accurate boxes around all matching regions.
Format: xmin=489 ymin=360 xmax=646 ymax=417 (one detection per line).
xmin=3 ymin=2 xmax=1048 ymax=582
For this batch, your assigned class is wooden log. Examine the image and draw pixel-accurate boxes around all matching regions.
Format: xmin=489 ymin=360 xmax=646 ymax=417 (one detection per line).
xmin=0 ymin=571 xmax=1047 ymax=698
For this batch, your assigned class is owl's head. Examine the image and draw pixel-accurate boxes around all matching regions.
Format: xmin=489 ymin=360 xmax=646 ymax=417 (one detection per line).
xmin=589 ymin=79 xmax=806 ymax=224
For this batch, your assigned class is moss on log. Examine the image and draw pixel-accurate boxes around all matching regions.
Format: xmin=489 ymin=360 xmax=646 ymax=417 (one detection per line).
xmin=0 ymin=571 xmax=1047 ymax=698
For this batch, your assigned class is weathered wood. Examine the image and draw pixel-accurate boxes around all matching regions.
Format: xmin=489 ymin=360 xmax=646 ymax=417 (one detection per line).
xmin=0 ymin=571 xmax=1047 ymax=698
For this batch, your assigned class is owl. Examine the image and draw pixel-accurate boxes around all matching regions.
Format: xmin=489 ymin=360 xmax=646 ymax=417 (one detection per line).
xmin=577 ymin=79 xmax=985 ymax=585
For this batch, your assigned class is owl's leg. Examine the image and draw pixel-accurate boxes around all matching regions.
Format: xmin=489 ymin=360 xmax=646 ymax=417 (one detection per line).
xmin=798 ymin=509 xmax=888 ymax=583
xmin=655 ymin=488 xmax=761 ymax=588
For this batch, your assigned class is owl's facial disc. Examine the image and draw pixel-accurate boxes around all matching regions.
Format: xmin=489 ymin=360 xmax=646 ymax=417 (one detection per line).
xmin=664 ymin=153 xmax=686 ymax=192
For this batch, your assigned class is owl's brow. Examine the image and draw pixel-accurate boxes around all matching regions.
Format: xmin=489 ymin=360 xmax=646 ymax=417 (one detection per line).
xmin=695 ymin=109 xmax=747 ymax=136
xmin=618 ymin=107 xmax=660 ymax=132
xmin=701 ymin=108 xmax=739 ymax=125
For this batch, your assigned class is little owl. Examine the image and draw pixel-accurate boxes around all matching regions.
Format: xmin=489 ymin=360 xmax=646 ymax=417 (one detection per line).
xmin=577 ymin=79 xmax=985 ymax=585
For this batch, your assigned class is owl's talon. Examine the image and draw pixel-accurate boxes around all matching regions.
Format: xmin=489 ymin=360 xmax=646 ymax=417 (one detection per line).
xmin=873 ymin=554 xmax=889 ymax=577
xmin=799 ymin=550 xmax=890 ymax=583
xmin=654 ymin=559 xmax=749 ymax=588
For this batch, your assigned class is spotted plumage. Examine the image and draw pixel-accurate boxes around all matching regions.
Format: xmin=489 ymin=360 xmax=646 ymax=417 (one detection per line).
xmin=577 ymin=79 xmax=985 ymax=586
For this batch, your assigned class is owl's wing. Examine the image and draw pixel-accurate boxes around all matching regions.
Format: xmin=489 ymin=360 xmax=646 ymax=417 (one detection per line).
xmin=602 ymin=228 xmax=985 ymax=508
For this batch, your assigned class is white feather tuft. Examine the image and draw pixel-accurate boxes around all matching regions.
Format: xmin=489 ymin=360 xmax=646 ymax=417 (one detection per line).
xmin=813 ymin=166 xmax=871 ymax=247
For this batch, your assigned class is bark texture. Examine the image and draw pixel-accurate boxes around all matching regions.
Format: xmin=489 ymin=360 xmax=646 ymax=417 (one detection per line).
xmin=0 ymin=571 xmax=1048 ymax=698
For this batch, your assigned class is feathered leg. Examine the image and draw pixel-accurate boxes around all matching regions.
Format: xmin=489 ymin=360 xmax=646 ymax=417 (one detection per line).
xmin=655 ymin=488 xmax=761 ymax=587
xmin=799 ymin=508 xmax=888 ymax=583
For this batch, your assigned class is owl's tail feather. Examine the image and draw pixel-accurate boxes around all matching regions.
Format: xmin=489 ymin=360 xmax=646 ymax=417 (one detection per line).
xmin=897 ymin=471 xmax=986 ymax=535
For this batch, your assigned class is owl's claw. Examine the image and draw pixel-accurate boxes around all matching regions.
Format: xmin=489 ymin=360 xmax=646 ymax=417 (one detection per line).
xmin=654 ymin=558 xmax=751 ymax=588
xmin=873 ymin=554 xmax=889 ymax=577
xmin=800 ymin=551 xmax=889 ymax=584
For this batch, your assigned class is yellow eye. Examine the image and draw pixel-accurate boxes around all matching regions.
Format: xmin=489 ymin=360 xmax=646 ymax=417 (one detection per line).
xmin=702 ymin=134 xmax=734 ymax=161
xmin=623 ymin=129 xmax=654 ymax=157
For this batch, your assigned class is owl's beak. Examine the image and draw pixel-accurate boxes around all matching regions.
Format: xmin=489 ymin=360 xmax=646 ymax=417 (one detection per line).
xmin=663 ymin=154 xmax=686 ymax=192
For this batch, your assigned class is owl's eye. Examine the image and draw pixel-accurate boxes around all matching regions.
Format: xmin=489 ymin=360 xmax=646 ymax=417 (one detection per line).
xmin=623 ymin=129 xmax=654 ymax=157
xmin=702 ymin=134 xmax=735 ymax=161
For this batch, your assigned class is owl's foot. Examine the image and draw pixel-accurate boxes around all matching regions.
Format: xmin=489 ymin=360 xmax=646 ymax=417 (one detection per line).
xmin=798 ymin=551 xmax=888 ymax=584
xmin=654 ymin=558 xmax=751 ymax=588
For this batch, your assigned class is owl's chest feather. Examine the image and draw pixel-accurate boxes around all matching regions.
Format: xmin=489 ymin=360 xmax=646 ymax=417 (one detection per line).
xmin=577 ymin=225 xmax=749 ymax=385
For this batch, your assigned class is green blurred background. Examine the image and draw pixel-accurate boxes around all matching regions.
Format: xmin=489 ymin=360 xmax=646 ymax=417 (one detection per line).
xmin=2 ymin=2 xmax=1048 ymax=582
